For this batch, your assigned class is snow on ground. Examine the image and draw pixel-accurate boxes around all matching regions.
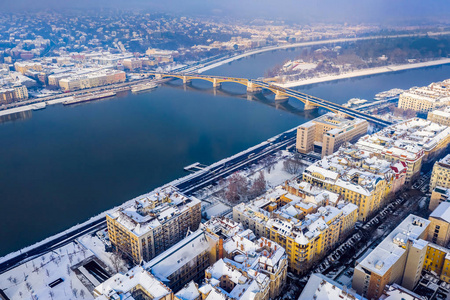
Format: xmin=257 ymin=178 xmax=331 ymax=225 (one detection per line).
xmin=0 ymin=242 xmax=95 ymax=300
xmin=204 ymin=203 xmax=232 ymax=219
xmin=248 ymin=151 xmax=299 ymax=189
xmin=77 ymin=234 xmax=128 ymax=274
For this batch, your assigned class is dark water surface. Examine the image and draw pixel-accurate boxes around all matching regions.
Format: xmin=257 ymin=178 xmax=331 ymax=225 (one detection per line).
xmin=1 ymin=47 xmax=449 ymax=256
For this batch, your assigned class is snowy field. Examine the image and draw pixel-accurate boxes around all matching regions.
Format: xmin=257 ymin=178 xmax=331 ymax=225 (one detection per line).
xmin=0 ymin=232 xmax=130 ymax=300
xmin=0 ymin=242 xmax=95 ymax=300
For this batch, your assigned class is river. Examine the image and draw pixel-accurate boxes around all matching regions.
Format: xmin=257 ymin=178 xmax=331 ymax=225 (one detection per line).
xmin=0 ymin=47 xmax=449 ymax=256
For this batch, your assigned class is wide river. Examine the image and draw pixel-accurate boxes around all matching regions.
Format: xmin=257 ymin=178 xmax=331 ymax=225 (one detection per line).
xmin=1 ymin=48 xmax=449 ymax=256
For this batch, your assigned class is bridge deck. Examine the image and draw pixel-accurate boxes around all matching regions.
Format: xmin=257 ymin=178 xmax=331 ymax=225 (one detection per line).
xmin=155 ymin=73 xmax=392 ymax=127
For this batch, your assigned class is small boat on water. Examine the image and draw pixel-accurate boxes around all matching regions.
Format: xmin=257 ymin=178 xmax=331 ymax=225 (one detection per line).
xmin=374 ymin=88 xmax=404 ymax=101
xmin=63 ymin=91 xmax=116 ymax=105
xmin=343 ymin=98 xmax=368 ymax=108
xmin=131 ymin=82 xmax=158 ymax=93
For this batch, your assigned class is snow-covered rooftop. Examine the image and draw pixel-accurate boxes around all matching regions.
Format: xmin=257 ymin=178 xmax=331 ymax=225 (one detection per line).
xmin=355 ymin=214 xmax=430 ymax=277
xmin=298 ymin=273 xmax=366 ymax=300
xmin=94 ymin=265 xmax=172 ymax=300
xmin=145 ymin=229 xmax=213 ymax=281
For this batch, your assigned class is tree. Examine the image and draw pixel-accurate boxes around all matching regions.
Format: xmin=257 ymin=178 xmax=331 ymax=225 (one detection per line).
xmin=283 ymin=154 xmax=304 ymax=174
xmin=225 ymin=172 xmax=249 ymax=203
xmin=80 ymin=289 xmax=86 ymax=299
xmin=109 ymin=248 xmax=125 ymax=273
xmin=249 ymin=171 xmax=266 ymax=199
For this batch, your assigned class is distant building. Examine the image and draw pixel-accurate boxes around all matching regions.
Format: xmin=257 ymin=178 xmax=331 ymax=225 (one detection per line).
xmin=430 ymin=154 xmax=450 ymax=192
xmin=106 ymin=186 xmax=202 ymax=264
xmin=428 ymin=202 xmax=450 ymax=247
xmin=93 ymin=265 xmax=174 ymax=300
xmin=398 ymin=80 xmax=450 ymax=113
xmin=58 ymin=69 xmax=126 ymax=92
xmin=12 ymin=84 xmax=28 ymax=100
xmin=14 ymin=62 xmax=42 ymax=74
xmin=296 ymin=112 xmax=368 ymax=157
xmin=122 ymin=58 xmax=143 ymax=71
xmin=0 ymin=88 xmax=15 ymax=104
xmin=356 ymin=118 xmax=450 ymax=182
xmin=428 ymin=107 xmax=450 ymax=127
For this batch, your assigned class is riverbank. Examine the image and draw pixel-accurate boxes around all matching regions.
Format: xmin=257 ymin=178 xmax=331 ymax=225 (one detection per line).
xmin=196 ymin=31 xmax=450 ymax=74
xmin=279 ymin=58 xmax=450 ymax=88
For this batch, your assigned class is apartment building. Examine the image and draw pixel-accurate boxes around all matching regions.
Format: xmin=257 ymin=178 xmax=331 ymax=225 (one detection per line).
xmin=173 ymin=226 xmax=288 ymax=300
xmin=430 ymin=154 xmax=450 ymax=192
xmin=398 ymin=80 xmax=450 ymax=113
xmin=59 ymin=69 xmax=126 ymax=92
xmin=122 ymin=58 xmax=143 ymax=71
xmin=144 ymin=229 xmax=220 ymax=293
xmin=296 ymin=112 xmax=368 ymax=157
xmin=302 ymin=157 xmax=388 ymax=221
xmin=106 ymin=186 xmax=201 ymax=264
xmin=352 ymin=215 xmax=430 ymax=299
xmin=428 ymin=202 xmax=450 ymax=247
xmin=428 ymin=107 xmax=450 ymax=127
xmin=93 ymin=265 xmax=174 ymax=300
xmin=356 ymin=118 xmax=450 ymax=182
xmin=222 ymin=232 xmax=288 ymax=298
xmin=233 ymin=186 xmax=357 ymax=274
xmin=14 ymin=62 xmax=43 ymax=74
xmin=429 ymin=187 xmax=450 ymax=212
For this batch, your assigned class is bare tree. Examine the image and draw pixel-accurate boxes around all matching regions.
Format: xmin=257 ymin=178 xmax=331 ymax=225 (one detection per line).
xmin=249 ymin=171 xmax=266 ymax=199
xmin=110 ymin=248 xmax=124 ymax=273
xmin=283 ymin=154 xmax=304 ymax=174
xmin=72 ymin=288 xmax=78 ymax=297
xmin=225 ymin=172 xmax=249 ymax=203
xmin=49 ymin=291 xmax=54 ymax=299
xmin=80 ymin=289 xmax=86 ymax=299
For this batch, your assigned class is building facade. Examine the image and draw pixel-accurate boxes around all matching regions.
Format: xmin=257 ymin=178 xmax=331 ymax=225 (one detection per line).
xmin=430 ymin=154 xmax=450 ymax=192
xmin=106 ymin=186 xmax=202 ymax=264
xmin=296 ymin=112 xmax=368 ymax=157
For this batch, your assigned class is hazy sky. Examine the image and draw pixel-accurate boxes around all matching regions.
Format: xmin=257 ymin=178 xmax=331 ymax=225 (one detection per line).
xmin=3 ymin=0 xmax=450 ymax=25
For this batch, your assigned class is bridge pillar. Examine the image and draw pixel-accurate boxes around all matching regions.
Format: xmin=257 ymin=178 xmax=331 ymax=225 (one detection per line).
xmin=155 ymin=74 xmax=163 ymax=80
xmin=304 ymin=101 xmax=318 ymax=111
xmin=247 ymin=82 xmax=262 ymax=94
xmin=212 ymin=78 xmax=221 ymax=89
xmin=182 ymin=76 xmax=192 ymax=85
xmin=274 ymin=91 xmax=289 ymax=103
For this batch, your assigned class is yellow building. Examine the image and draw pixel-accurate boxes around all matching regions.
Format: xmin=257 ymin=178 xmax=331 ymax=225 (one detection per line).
xmin=14 ymin=62 xmax=42 ymax=74
xmin=428 ymin=107 xmax=450 ymax=127
xmin=353 ymin=215 xmax=430 ymax=300
xmin=428 ymin=202 xmax=450 ymax=247
xmin=296 ymin=112 xmax=368 ymax=157
xmin=302 ymin=159 xmax=387 ymax=222
xmin=106 ymin=186 xmax=201 ymax=264
xmin=430 ymin=154 xmax=450 ymax=192
xmin=233 ymin=192 xmax=357 ymax=275
xmin=398 ymin=87 xmax=450 ymax=113
xmin=356 ymin=118 xmax=450 ymax=183
xmin=429 ymin=187 xmax=450 ymax=212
